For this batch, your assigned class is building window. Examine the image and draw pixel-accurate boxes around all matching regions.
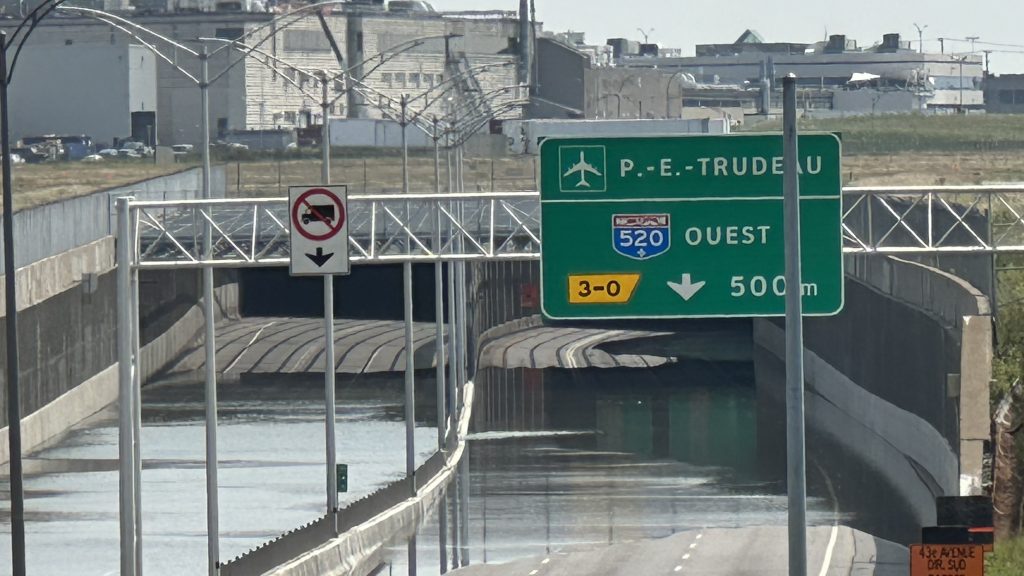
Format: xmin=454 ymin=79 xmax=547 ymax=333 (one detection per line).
xmin=284 ymin=111 xmax=297 ymax=124
xmin=426 ymin=74 xmax=434 ymax=87
xmin=215 ymin=28 xmax=245 ymax=41
xmin=436 ymin=73 xmax=444 ymax=86
xmin=410 ymin=73 xmax=421 ymax=88
xmin=333 ymin=79 xmax=344 ymax=92
xmin=1016 ymin=90 xmax=1024 ymax=104
xmin=283 ymin=30 xmax=330 ymax=52
xmin=396 ymin=72 xmax=406 ymax=87
xmin=382 ymin=73 xmax=393 ymax=87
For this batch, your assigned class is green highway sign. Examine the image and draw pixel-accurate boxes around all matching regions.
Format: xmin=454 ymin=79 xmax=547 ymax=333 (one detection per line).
xmin=539 ymin=134 xmax=844 ymax=320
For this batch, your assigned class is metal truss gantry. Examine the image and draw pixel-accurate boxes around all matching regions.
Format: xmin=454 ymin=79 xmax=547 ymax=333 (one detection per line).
xmin=131 ymin=192 xmax=540 ymax=267
xmin=127 ymin=185 xmax=1024 ymax=268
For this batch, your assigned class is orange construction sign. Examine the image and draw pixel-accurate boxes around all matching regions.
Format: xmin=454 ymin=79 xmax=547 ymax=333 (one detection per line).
xmin=910 ymin=544 xmax=985 ymax=576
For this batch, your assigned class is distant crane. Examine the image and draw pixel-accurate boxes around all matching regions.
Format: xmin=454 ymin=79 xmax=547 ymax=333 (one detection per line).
xmin=637 ymin=27 xmax=654 ymax=44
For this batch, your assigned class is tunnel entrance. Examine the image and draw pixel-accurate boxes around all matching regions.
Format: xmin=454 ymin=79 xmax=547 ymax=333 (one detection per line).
xmin=239 ymin=264 xmax=447 ymax=321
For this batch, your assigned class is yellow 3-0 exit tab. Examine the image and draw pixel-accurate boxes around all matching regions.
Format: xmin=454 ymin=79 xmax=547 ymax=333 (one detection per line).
xmin=568 ymin=274 xmax=641 ymax=304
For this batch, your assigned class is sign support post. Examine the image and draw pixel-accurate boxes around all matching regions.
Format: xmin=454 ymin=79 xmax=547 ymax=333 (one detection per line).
xmin=783 ymin=74 xmax=808 ymax=576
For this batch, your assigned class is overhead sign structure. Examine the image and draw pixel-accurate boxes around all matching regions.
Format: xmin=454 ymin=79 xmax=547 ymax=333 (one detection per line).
xmin=289 ymin=185 xmax=350 ymax=276
xmin=539 ymin=134 xmax=844 ymax=320
xmin=910 ymin=544 xmax=985 ymax=576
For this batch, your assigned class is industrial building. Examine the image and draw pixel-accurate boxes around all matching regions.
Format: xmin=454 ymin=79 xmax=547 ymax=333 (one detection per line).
xmin=1 ymin=1 xmax=524 ymax=147
xmin=7 ymin=40 xmax=157 ymax=148
xmin=538 ymin=29 xmax=986 ymax=122
xmin=984 ymin=74 xmax=1024 ymax=113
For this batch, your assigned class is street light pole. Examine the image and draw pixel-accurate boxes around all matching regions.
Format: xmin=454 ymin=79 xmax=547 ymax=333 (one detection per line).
xmin=400 ymin=92 xmax=418 ymax=576
xmin=320 ymin=70 xmax=339 ymax=529
xmin=0 ymin=30 xmax=26 ymax=576
xmin=199 ymin=45 xmax=221 ymax=576
xmin=913 ymin=23 xmax=927 ymax=54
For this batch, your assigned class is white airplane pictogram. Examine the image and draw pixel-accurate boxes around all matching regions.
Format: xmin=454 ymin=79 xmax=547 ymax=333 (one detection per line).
xmin=563 ymin=151 xmax=603 ymax=188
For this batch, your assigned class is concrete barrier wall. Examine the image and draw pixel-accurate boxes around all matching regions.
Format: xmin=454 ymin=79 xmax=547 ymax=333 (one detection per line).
xmin=0 ymin=165 xmax=224 ymax=270
xmin=0 ymin=166 xmax=230 ymax=462
xmin=753 ymin=254 xmax=992 ymax=539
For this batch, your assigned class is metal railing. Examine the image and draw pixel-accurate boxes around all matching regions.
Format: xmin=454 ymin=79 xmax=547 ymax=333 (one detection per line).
xmin=131 ymin=191 xmax=540 ymax=268
xmin=842 ymin=185 xmax=1024 ymax=254
xmin=128 ymin=186 xmax=1024 ymax=268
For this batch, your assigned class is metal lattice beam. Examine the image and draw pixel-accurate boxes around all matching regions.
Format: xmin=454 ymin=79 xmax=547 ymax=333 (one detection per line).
xmin=129 ymin=186 xmax=1024 ymax=269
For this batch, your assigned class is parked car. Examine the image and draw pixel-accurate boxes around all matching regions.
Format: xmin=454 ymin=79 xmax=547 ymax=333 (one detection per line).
xmin=7 ymin=153 xmax=24 ymax=164
xmin=118 ymin=141 xmax=153 ymax=157
xmin=171 ymin=144 xmax=194 ymax=155
xmin=97 ymin=148 xmax=120 ymax=157
xmin=81 ymin=154 xmax=104 ymax=162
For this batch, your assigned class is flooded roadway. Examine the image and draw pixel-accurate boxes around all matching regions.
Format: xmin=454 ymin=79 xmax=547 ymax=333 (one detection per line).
xmin=0 ymin=373 xmax=438 ymax=575
xmin=379 ymin=362 xmax=838 ymax=575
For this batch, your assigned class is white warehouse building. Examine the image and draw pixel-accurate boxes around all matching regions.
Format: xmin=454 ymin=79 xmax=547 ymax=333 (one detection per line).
xmin=1 ymin=4 xmax=524 ymax=147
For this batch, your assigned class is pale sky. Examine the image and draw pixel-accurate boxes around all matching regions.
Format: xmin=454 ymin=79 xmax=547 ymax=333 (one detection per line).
xmin=432 ymin=0 xmax=1024 ymax=75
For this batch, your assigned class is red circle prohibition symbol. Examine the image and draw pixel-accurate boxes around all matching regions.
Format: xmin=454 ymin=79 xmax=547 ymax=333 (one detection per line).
xmin=291 ymin=188 xmax=346 ymax=241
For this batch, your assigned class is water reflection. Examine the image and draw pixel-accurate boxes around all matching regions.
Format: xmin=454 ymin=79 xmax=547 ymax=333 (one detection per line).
xmin=381 ymin=362 xmax=832 ymax=575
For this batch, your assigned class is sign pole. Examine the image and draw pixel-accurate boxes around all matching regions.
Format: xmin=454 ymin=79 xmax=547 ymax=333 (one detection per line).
xmin=782 ymin=74 xmax=808 ymax=576
xmin=320 ymin=72 xmax=339 ymax=527
xmin=115 ymin=197 xmax=137 ymax=576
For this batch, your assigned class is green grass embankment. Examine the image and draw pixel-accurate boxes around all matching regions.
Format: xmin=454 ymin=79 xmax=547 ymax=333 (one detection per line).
xmin=742 ymin=114 xmax=1024 ymax=155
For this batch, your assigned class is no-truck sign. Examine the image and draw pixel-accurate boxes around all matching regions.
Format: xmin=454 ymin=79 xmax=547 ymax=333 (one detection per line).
xmin=289 ymin=186 xmax=349 ymax=276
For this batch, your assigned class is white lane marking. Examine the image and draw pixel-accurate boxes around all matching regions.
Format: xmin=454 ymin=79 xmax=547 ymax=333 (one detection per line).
xmin=682 ymin=553 xmax=690 ymax=560
xmin=695 ymin=534 xmax=702 ymax=540
xmin=562 ymin=330 xmax=621 ymax=368
xmin=224 ymin=321 xmax=275 ymax=373
xmin=814 ymin=460 xmax=841 ymax=576
xmin=541 ymin=558 xmax=550 ymax=564
xmin=529 ymin=570 xmax=539 ymax=575
xmin=818 ymin=525 xmax=838 ymax=576
xmin=673 ymin=566 xmax=682 ymax=572
xmin=689 ymin=542 xmax=697 ymax=549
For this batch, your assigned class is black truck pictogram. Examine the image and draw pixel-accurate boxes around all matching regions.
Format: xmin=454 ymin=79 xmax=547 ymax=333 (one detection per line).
xmin=302 ymin=204 xmax=335 ymax=225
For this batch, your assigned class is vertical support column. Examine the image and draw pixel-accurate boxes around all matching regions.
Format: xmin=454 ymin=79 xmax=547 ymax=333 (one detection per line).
xmin=400 ymin=94 xmax=418 ymax=576
xmin=459 ymin=449 xmax=470 ymax=567
xmin=0 ymin=31 xmax=26 ymax=576
xmin=130 ymin=210 xmax=143 ymax=576
xmin=782 ymin=75 xmax=807 ymax=576
xmin=433 ymin=122 xmax=449 ymax=574
xmin=199 ymin=47 xmax=220 ymax=576
xmin=433 ymin=123 xmax=446 ymax=450
xmin=116 ymin=197 xmax=137 ymax=576
xmin=321 ymin=72 xmax=339 ymax=526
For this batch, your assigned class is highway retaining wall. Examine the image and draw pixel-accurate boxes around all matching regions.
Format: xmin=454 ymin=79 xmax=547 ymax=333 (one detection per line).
xmin=753 ymin=254 xmax=991 ymax=542
xmin=0 ymin=166 xmax=230 ymax=464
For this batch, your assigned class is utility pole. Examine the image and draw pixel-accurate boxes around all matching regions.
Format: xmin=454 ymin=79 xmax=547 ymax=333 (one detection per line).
xmin=983 ymin=50 xmax=992 ymax=76
xmin=913 ymin=23 xmax=927 ymax=54
xmin=967 ymin=35 xmax=980 ymax=53
xmin=938 ymin=37 xmax=945 ymax=54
